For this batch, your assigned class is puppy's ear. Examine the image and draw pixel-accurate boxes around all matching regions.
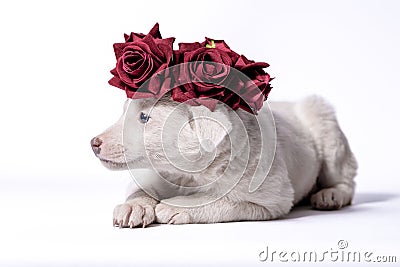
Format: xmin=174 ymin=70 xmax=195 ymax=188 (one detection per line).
xmin=190 ymin=106 xmax=232 ymax=152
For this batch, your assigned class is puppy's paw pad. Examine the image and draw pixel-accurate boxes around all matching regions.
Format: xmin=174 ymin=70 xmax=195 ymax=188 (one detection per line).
xmin=311 ymin=188 xmax=344 ymax=210
xmin=155 ymin=203 xmax=191 ymax=224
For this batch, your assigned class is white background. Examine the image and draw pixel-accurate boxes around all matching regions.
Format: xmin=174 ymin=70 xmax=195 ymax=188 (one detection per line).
xmin=0 ymin=0 xmax=399 ymax=266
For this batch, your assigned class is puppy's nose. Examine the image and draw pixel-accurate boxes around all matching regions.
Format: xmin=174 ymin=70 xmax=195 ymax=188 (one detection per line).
xmin=91 ymin=137 xmax=102 ymax=155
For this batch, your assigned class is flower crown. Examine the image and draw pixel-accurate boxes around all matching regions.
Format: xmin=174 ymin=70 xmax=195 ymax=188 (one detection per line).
xmin=109 ymin=23 xmax=272 ymax=113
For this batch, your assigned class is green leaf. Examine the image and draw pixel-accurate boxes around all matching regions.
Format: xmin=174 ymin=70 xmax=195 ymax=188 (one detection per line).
xmin=205 ymin=40 xmax=215 ymax=49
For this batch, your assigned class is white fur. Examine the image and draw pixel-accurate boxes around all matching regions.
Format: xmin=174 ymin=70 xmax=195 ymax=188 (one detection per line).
xmin=92 ymin=95 xmax=357 ymax=227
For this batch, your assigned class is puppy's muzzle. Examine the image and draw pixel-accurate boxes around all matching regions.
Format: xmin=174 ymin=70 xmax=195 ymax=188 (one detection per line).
xmin=91 ymin=137 xmax=102 ymax=155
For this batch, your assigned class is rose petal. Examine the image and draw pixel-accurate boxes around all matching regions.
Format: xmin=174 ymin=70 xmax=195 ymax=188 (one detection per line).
xmin=146 ymin=73 xmax=162 ymax=95
xmin=178 ymin=42 xmax=202 ymax=52
xmin=172 ymin=87 xmax=193 ymax=102
xmin=110 ymin=67 xmax=118 ymax=76
xmin=124 ymin=32 xmax=146 ymax=42
xmin=195 ymin=98 xmax=219 ymax=111
xmin=142 ymin=34 xmax=168 ymax=61
xmin=108 ymin=76 xmax=125 ymax=90
xmin=148 ymin=23 xmax=162 ymax=39
xmin=113 ymin=42 xmax=129 ymax=60
xmin=235 ymin=55 xmax=269 ymax=70
xmin=157 ymin=76 xmax=173 ymax=98
xmin=222 ymin=91 xmax=241 ymax=110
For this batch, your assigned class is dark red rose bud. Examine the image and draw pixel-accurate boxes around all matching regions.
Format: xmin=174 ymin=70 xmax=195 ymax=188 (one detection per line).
xmin=123 ymin=23 xmax=162 ymax=42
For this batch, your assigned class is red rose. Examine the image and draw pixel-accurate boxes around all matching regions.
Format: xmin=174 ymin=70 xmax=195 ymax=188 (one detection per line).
xmin=108 ymin=23 xmax=175 ymax=99
xmin=171 ymin=38 xmax=239 ymax=110
xmin=172 ymin=38 xmax=271 ymax=113
xmin=222 ymin=55 xmax=272 ymax=113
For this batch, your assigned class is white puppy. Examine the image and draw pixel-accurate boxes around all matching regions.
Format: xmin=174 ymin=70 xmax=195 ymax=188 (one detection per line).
xmin=91 ymin=95 xmax=357 ymax=227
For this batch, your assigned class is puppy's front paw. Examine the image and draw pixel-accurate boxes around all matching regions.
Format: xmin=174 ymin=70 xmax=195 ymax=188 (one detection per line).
xmin=113 ymin=203 xmax=155 ymax=228
xmin=155 ymin=203 xmax=191 ymax=225
xmin=311 ymin=188 xmax=346 ymax=210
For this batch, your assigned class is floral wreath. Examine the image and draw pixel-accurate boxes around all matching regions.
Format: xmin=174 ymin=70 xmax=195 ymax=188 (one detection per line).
xmin=109 ymin=23 xmax=272 ymax=113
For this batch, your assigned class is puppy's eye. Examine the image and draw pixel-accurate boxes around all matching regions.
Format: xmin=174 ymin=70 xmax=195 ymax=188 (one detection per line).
xmin=139 ymin=112 xmax=151 ymax=124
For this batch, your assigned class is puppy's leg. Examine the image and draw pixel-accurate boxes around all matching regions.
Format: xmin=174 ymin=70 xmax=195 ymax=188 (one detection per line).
xmin=113 ymin=190 xmax=159 ymax=228
xmin=297 ymin=96 xmax=357 ymax=210
xmin=155 ymin=195 xmax=273 ymax=224
xmin=310 ymin=117 xmax=357 ymax=210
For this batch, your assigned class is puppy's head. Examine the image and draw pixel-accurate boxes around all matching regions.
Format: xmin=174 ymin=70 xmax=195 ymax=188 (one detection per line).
xmin=91 ymin=96 xmax=233 ymax=173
